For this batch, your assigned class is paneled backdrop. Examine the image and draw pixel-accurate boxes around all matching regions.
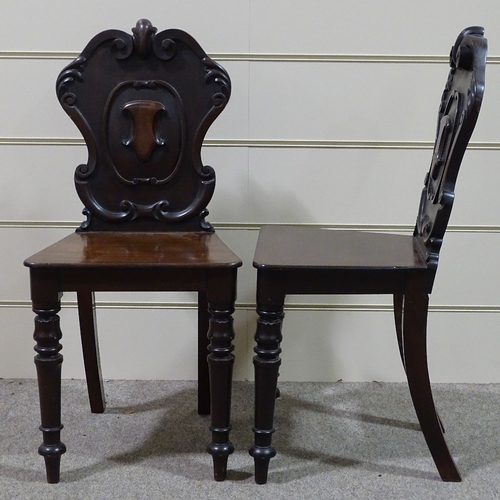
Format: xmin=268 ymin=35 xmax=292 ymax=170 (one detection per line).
xmin=1 ymin=0 xmax=499 ymax=383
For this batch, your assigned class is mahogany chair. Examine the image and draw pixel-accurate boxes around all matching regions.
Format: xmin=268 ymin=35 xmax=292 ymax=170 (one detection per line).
xmin=24 ymin=19 xmax=241 ymax=483
xmin=249 ymin=27 xmax=487 ymax=484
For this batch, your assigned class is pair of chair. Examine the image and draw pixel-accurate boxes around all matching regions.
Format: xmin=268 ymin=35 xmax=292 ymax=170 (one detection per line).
xmin=24 ymin=21 xmax=487 ymax=484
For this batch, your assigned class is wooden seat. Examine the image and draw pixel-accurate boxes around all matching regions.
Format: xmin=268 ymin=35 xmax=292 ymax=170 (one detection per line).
xmin=249 ymin=27 xmax=487 ymax=484
xmin=24 ymin=19 xmax=241 ymax=483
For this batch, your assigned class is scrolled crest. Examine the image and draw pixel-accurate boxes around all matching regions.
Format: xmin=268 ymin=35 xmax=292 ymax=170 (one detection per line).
xmin=450 ymin=26 xmax=484 ymax=69
xmin=132 ymin=19 xmax=157 ymax=57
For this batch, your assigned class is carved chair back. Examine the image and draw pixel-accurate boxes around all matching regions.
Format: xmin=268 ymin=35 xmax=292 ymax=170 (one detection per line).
xmin=414 ymin=27 xmax=486 ymax=270
xmin=56 ymin=19 xmax=230 ymax=232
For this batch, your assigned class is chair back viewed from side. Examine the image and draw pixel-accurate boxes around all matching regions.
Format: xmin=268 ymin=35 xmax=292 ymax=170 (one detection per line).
xmin=249 ymin=27 xmax=487 ymax=484
xmin=57 ymin=18 xmax=230 ymax=232
xmin=415 ymin=26 xmax=487 ymax=273
xmin=24 ymin=20 xmax=241 ymax=484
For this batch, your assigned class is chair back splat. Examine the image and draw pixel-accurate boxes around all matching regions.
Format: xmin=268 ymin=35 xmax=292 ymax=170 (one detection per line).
xmin=415 ymin=27 xmax=486 ymax=271
xmin=57 ymin=18 xmax=230 ymax=232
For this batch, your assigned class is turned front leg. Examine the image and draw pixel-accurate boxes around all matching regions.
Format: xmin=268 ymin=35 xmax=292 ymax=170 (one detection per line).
xmin=206 ymin=302 xmax=235 ymax=481
xmin=33 ymin=305 xmax=66 ymax=484
xmin=249 ymin=306 xmax=284 ymax=485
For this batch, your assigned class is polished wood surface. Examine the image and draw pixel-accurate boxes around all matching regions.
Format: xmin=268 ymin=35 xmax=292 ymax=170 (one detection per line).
xmin=254 ymin=225 xmax=427 ymax=269
xmin=25 ymin=19 xmax=240 ymax=484
xmin=26 ymin=232 xmax=241 ymax=268
xmin=249 ymin=27 xmax=487 ymax=484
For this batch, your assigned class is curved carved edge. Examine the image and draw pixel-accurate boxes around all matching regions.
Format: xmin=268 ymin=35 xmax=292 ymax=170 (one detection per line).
xmin=56 ymin=56 xmax=98 ymax=180
xmin=192 ymin=57 xmax=231 ymax=180
xmin=76 ymin=176 xmax=215 ymax=230
xmin=75 ymin=179 xmax=137 ymax=224
xmin=415 ymin=27 xmax=487 ymax=268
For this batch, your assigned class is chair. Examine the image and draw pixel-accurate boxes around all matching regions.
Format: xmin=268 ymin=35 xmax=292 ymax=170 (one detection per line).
xmin=24 ymin=19 xmax=241 ymax=483
xmin=249 ymin=27 xmax=487 ymax=484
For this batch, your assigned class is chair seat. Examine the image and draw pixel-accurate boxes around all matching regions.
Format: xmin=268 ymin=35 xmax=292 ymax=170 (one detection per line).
xmin=254 ymin=225 xmax=427 ymax=270
xmin=25 ymin=232 xmax=241 ymax=269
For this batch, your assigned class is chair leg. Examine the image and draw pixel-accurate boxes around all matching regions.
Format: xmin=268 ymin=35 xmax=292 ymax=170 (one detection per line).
xmin=395 ymin=292 xmax=445 ymax=433
xmin=33 ymin=303 xmax=67 ymax=484
xmin=402 ymin=282 xmax=461 ymax=481
xmin=249 ymin=306 xmax=284 ymax=485
xmin=198 ymin=291 xmax=211 ymax=415
xmin=77 ymin=291 xmax=105 ymax=413
xmin=393 ymin=293 xmax=405 ymax=369
xmin=205 ymin=298 xmax=236 ymax=481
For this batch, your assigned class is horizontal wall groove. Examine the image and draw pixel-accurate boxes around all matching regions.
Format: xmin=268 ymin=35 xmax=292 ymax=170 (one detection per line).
xmin=2 ymin=221 xmax=500 ymax=233
xmin=3 ymin=299 xmax=500 ymax=313
xmin=2 ymin=138 xmax=500 ymax=150
xmin=2 ymin=51 xmax=500 ymax=64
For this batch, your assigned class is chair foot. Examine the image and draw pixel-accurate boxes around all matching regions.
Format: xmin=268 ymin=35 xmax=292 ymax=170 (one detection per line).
xmin=207 ymin=442 xmax=234 ymax=481
xmin=249 ymin=445 xmax=275 ymax=484
xmin=42 ymin=454 xmax=64 ymax=484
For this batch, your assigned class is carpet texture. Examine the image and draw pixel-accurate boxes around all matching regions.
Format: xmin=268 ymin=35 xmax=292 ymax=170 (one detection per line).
xmin=1 ymin=379 xmax=500 ymax=499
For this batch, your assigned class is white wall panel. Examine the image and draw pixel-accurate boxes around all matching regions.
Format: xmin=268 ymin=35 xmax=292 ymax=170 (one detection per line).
xmin=247 ymin=147 xmax=498 ymax=226
xmin=249 ymin=62 xmax=500 ymax=142
xmin=250 ymin=0 xmax=500 ymax=55
xmin=0 ymin=1 xmax=250 ymax=52
xmin=0 ymin=60 xmax=73 ymax=138
xmin=201 ymin=147 xmax=250 ymax=224
xmin=430 ymin=232 xmax=500 ymax=306
xmin=248 ymin=148 xmax=429 ymax=225
xmin=0 ymin=146 xmax=85 ymax=221
xmin=275 ymin=309 xmax=500 ymax=383
xmin=249 ymin=62 xmax=439 ymax=141
xmin=0 ymin=227 xmax=74 ymax=301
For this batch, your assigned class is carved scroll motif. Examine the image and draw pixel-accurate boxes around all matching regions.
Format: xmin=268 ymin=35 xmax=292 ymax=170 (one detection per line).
xmin=56 ymin=19 xmax=231 ymax=230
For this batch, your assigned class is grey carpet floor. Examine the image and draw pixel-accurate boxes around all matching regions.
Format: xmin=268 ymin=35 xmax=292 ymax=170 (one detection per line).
xmin=1 ymin=379 xmax=500 ymax=499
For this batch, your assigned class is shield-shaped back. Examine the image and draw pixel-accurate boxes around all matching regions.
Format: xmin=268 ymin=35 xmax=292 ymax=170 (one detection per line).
xmin=56 ymin=19 xmax=231 ymax=231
